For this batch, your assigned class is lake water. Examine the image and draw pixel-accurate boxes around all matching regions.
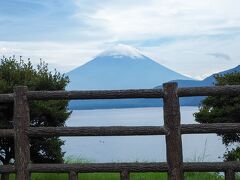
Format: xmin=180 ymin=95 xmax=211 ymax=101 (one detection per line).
xmin=61 ymin=107 xmax=226 ymax=163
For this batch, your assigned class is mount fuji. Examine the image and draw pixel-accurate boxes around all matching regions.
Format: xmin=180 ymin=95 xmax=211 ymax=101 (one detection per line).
xmin=67 ymin=44 xmax=192 ymax=90
xmin=66 ymin=45 xmax=240 ymax=109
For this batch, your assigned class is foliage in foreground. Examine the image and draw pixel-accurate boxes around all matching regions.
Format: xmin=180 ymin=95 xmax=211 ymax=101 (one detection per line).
xmin=194 ymin=72 xmax=240 ymax=161
xmin=0 ymin=57 xmax=71 ymax=165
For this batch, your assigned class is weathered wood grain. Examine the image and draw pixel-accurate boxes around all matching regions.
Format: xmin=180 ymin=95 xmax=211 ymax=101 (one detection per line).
xmin=28 ymin=126 xmax=167 ymax=137
xmin=28 ymin=163 xmax=168 ymax=173
xmin=183 ymin=162 xmax=240 ymax=172
xmin=13 ymin=86 xmax=31 ymax=180
xmin=27 ymin=89 xmax=164 ymax=100
xmin=27 ymin=123 xmax=240 ymax=137
xmin=225 ymin=169 xmax=235 ymax=180
xmin=0 ymin=94 xmax=14 ymax=102
xmin=69 ymin=170 xmax=78 ymax=180
xmin=120 ymin=170 xmax=130 ymax=180
xmin=178 ymin=85 xmax=240 ymax=97
xmin=1 ymin=85 xmax=240 ymax=102
xmin=26 ymin=162 xmax=240 ymax=173
xmin=163 ymin=82 xmax=184 ymax=180
xmin=0 ymin=165 xmax=15 ymax=173
xmin=1 ymin=162 xmax=240 ymax=173
xmin=181 ymin=123 xmax=240 ymax=134
xmin=0 ymin=129 xmax=14 ymax=137
xmin=25 ymin=85 xmax=240 ymax=100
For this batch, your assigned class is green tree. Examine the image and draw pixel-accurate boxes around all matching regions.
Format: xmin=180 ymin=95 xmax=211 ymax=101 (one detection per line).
xmin=194 ymin=72 xmax=240 ymax=161
xmin=0 ymin=57 xmax=71 ymax=166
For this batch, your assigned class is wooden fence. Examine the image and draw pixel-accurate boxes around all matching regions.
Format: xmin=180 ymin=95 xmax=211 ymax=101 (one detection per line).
xmin=0 ymin=82 xmax=240 ymax=180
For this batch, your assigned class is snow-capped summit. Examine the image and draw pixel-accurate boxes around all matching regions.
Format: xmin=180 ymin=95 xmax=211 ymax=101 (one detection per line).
xmin=67 ymin=44 xmax=192 ymax=90
xmin=98 ymin=44 xmax=145 ymax=59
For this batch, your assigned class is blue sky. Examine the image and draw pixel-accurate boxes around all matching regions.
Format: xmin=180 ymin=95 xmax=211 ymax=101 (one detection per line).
xmin=0 ymin=0 xmax=240 ymax=79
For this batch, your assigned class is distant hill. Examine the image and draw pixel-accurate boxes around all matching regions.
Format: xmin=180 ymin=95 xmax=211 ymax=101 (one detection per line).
xmin=67 ymin=44 xmax=191 ymax=90
xmin=155 ymin=65 xmax=240 ymax=106
xmin=156 ymin=65 xmax=240 ymax=88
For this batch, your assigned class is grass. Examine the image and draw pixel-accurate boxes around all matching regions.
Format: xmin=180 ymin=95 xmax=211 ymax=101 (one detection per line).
xmin=1 ymin=156 xmax=240 ymax=179
xmin=2 ymin=172 xmax=240 ymax=180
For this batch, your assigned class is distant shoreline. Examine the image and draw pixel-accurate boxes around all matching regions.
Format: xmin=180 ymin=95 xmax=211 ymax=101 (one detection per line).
xmin=69 ymin=105 xmax=199 ymax=111
xmin=68 ymin=98 xmax=202 ymax=110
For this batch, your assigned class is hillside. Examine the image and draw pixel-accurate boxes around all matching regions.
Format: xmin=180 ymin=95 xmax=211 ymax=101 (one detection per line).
xmin=154 ymin=65 xmax=240 ymax=106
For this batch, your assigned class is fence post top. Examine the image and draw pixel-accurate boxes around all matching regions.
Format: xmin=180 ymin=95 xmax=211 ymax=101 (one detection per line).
xmin=13 ymin=86 xmax=28 ymax=91
xmin=163 ymin=82 xmax=178 ymax=89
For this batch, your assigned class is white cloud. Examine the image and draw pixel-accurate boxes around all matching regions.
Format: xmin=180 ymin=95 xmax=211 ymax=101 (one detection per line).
xmin=142 ymin=35 xmax=240 ymax=79
xmin=74 ymin=0 xmax=240 ymax=41
xmin=0 ymin=41 xmax=105 ymax=72
xmin=1 ymin=0 xmax=240 ymax=79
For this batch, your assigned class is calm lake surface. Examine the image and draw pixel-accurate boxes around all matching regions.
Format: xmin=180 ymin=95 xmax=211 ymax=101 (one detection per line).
xmin=61 ymin=107 xmax=226 ymax=162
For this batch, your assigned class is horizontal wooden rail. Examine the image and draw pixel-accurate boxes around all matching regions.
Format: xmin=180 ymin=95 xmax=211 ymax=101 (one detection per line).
xmin=28 ymin=126 xmax=167 ymax=136
xmin=1 ymin=85 xmax=240 ymax=102
xmin=184 ymin=162 xmax=240 ymax=172
xmin=26 ymin=85 xmax=240 ymax=99
xmin=27 ymin=89 xmax=164 ymax=100
xmin=0 ymin=129 xmax=14 ymax=137
xmin=28 ymin=163 xmax=168 ymax=173
xmin=178 ymin=85 xmax=240 ymax=97
xmin=181 ymin=123 xmax=240 ymax=134
xmin=26 ymin=123 xmax=240 ymax=137
xmin=27 ymin=162 xmax=240 ymax=173
xmin=1 ymin=162 xmax=240 ymax=173
xmin=0 ymin=165 xmax=15 ymax=173
xmin=0 ymin=94 xmax=14 ymax=102
xmin=1 ymin=123 xmax=239 ymax=138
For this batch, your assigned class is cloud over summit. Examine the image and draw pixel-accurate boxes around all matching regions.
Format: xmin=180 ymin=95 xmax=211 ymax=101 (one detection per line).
xmin=0 ymin=0 xmax=240 ymax=78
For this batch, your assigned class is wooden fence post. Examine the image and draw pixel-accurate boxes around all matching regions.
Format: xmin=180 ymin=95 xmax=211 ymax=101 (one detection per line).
xmin=120 ymin=170 xmax=130 ymax=180
xmin=163 ymin=82 xmax=184 ymax=180
xmin=225 ymin=169 xmax=235 ymax=180
xmin=13 ymin=86 xmax=31 ymax=180
xmin=69 ymin=171 xmax=78 ymax=180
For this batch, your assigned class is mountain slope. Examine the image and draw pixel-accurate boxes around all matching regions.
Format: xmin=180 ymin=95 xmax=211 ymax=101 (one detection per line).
xmin=159 ymin=65 xmax=240 ymax=88
xmin=155 ymin=65 xmax=240 ymax=106
xmin=156 ymin=65 xmax=240 ymax=88
xmin=69 ymin=65 xmax=240 ymax=109
xmin=67 ymin=44 xmax=239 ymax=109
xmin=67 ymin=44 xmax=191 ymax=90
xmin=203 ymin=65 xmax=240 ymax=84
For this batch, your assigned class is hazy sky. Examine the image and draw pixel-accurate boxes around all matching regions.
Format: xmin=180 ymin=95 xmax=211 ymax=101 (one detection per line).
xmin=0 ymin=0 xmax=240 ymax=79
